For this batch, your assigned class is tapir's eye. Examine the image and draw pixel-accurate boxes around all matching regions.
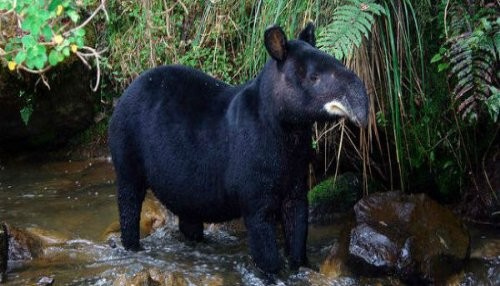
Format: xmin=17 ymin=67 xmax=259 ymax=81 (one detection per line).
xmin=309 ymin=73 xmax=319 ymax=83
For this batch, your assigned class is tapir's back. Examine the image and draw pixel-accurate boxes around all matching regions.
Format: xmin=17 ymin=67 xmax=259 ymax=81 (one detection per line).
xmin=108 ymin=65 xmax=236 ymax=219
xmin=117 ymin=65 xmax=231 ymax=120
xmin=110 ymin=65 xmax=233 ymax=149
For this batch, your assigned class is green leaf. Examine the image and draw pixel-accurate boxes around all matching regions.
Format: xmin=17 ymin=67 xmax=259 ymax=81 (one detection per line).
xmin=318 ymin=0 xmax=381 ymax=59
xmin=0 ymin=1 xmax=13 ymax=10
xmin=67 ymin=10 xmax=80 ymax=23
xmin=42 ymin=25 xmax=53 ymax=41
xmin=62 ymin=46 xmax=70 ymax=56
xmin=21 ymin=35 xmax=37 ymax=48
xmin=35 ymin=54 xmax=48 ymax=70
xmin=48 ymin=50 xmax=62 ymax=66
xmin=21 ymin=6 xmax=50 ymax=36
xmin=430 ymin=53 xmax=442 ymax=63
xmin=25 ymin=44 xmax=48 ymax=70
xmin=14 ymin=51 xmax=27 ymax=64
xmin=72 ymin=28 xmax=86 ymax=37
xmin=485 ymin=86 xmax=500 ymax=122
xmin=20 ymin=105 xmax=33 ymax=126
xmin=75 ymin=37 xmax=85 ymax=47
xmin=48 ymin=0 xmax=62 ymax=11
xmin=312 ymin=140 xmax=317 ymax=150
xmin=438 ymin=63 xmax=449 ymax=72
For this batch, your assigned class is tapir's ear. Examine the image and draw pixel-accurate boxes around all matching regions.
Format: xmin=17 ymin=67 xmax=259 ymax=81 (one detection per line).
xmin=298 ymin=22 xmax=316 ymax=47
xmin=264 ymin=25 xmax=287 ymax=62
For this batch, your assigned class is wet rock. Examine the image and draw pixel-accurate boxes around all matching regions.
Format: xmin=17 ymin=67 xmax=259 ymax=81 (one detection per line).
xmin=446 ymin=258 xmax=500 ymax=286
xmin=2 ymin=224 xmax=70 ymax=266
xmin=113 ymin=270 xmax=187 ymax=286
xmin=37 ymin=276 xmax=54 ymax=285
xmin=321 ymin=192 xmax=470 ymax=284
xmin=26 ymin=228 xmax=68 ymax=245
xmin=6 ymin=224 xmax=70 ymax=262
xmin=0 ymin=223 xmax=7 ymax=283
xmin=471 ymin=239 xmax=500 ymax=260
xmin=6 ymin=224 xmax=45 ymax=260
xmin=104 ymin=193 xmax=169 ymax=241
xmin=208 ymin=218 xmax=246 ymax=234
xmin=308 ymin=172 xmax=362 ymax=224
xmin=113 ymin=268 xmax=223 ymax=286
xmin=319 ymin=217 xmax=355 ymax=278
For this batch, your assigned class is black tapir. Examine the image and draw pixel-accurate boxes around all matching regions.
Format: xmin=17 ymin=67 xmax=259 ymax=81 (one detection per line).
xmin=108 ymin=23 xmax=368 ymax=274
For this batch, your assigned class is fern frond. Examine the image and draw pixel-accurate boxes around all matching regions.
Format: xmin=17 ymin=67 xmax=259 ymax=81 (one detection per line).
xmin=445 ymin=5 xmax=499 ymax=121
xmin=317 ymin=0 xmax=386 ymax=60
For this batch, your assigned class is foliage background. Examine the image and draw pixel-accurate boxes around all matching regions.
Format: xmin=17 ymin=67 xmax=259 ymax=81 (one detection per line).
xmin=1 ymin=0 xmax=498 ymax=218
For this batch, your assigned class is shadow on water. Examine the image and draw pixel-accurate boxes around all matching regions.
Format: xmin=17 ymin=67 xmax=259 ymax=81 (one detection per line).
xmin=0 ymin=158 xmax=498 ymax=285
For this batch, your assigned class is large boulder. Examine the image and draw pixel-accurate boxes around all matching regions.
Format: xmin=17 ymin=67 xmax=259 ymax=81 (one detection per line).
xmin=0 ymin=61 xmax=96 ymax=153
xmin=321 ymin=191 xmax=470 ymax=284
xmin=2 ymin=223 xmax=68 ymax=263
xmin=103 ymin=193 xmax=170 ymax=242
xmin=6 ymin=224 xmax=45 ymax=261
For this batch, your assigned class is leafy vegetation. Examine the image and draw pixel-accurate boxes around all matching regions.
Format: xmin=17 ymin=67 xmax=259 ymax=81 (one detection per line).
xmin=0 ymin=0 xmax=106 ymax=89
xmin=317 ymin=0 xmax=385 ymax=60
xmin=431 ymin=2 xmax=499 ymax=122
xmin=0 ymin=0 xmax=107 ymax=124
xmin=1 ymin=0 xmax=498 ymax=213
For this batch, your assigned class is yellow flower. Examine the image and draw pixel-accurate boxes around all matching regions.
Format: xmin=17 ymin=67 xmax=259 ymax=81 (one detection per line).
xmin=53 ymin=35 xmax=64 ymax=45
xmin=8 ymin=61 xmax=16 ymax=71
xmin=70 ymin=44 xmax=78 ymax=53
xmin=56 ymin=5 xmax=64 ymax=16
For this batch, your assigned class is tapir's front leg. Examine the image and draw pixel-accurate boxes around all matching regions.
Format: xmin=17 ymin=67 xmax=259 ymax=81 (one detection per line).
xmin=282 ymin=186 xmax=309 ymax=270
xmin=241 ymin=193 xmax=282 ymax=274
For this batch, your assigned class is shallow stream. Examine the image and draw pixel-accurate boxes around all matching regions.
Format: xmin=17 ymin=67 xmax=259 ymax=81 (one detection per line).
xmin=0 ymin=158 xmax=498 ymax=285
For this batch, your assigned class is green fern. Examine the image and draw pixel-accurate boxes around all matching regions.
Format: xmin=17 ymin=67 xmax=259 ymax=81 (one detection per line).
xmin=317 ymin=0 xmax=385 ymax=60
xmin=444 ymin=7 xmax=499 ymax=121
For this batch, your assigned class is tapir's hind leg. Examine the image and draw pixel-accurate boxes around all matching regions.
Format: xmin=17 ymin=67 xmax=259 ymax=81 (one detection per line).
xmin=179 ymin=218 xmax=204 ymax=241
xmin=111 ymin=142 xmax=147 ymax=251
xmin=117 ymin=173 xmax=146 ymax=250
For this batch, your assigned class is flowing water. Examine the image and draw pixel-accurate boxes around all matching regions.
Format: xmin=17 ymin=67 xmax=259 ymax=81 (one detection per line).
xmin=0 ymin=158 xmax=498 ymax=285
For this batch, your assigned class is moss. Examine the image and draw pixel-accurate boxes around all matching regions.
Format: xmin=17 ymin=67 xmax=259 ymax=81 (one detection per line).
xmin=308 ymin=172 xmax=362 ymax=211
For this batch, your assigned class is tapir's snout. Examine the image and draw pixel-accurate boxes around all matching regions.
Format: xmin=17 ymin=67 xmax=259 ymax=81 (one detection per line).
xmin=352 ymin=96 xmax=369 ymax=128
xmin=349 ymin=82 xmax=369 ymax=128
xmin=323 ymin=77 xmax=369 ymax=128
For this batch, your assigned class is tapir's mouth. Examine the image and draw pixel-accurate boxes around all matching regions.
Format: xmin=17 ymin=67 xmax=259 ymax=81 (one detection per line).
xmin=323 ymin=101 xmax=349 ymax=117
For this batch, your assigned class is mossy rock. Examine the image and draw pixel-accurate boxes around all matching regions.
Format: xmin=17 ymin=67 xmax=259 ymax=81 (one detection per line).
xmin=308 ymin=172 xmax=362 ymax=210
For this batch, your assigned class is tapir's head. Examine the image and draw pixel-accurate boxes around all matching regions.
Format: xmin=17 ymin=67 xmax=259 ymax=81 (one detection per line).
xmin=264 ymin=23 xmax=369 ymax=127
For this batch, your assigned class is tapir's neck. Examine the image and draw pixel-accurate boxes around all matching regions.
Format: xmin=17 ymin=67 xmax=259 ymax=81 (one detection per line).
xmin=256 ymin=62 xmax=312 ymax=143
xmin=228 ymin=61 xmax=311 ymax=148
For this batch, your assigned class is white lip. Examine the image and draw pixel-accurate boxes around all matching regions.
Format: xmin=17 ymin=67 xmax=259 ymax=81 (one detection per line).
xmin=323 ymin=101 xmax=348 ymax=116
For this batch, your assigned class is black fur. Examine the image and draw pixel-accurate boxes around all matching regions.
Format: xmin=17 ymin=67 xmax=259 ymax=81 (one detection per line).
xmin=108 ymin=23 xmax=368 ymax=274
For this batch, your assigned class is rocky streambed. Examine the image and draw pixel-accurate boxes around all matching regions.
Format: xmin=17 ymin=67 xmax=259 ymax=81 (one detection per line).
xmin=0 ymin=158 xmax=498 ymax=285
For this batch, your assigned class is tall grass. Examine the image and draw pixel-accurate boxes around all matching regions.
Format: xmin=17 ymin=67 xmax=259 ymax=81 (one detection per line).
xmin=104 ymin=0 xmax=495 ymax=203
xmin=106 ymin=0 xmax=425 ymax=191
xmin=107 ymin=0 xmax=330 ymax=88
